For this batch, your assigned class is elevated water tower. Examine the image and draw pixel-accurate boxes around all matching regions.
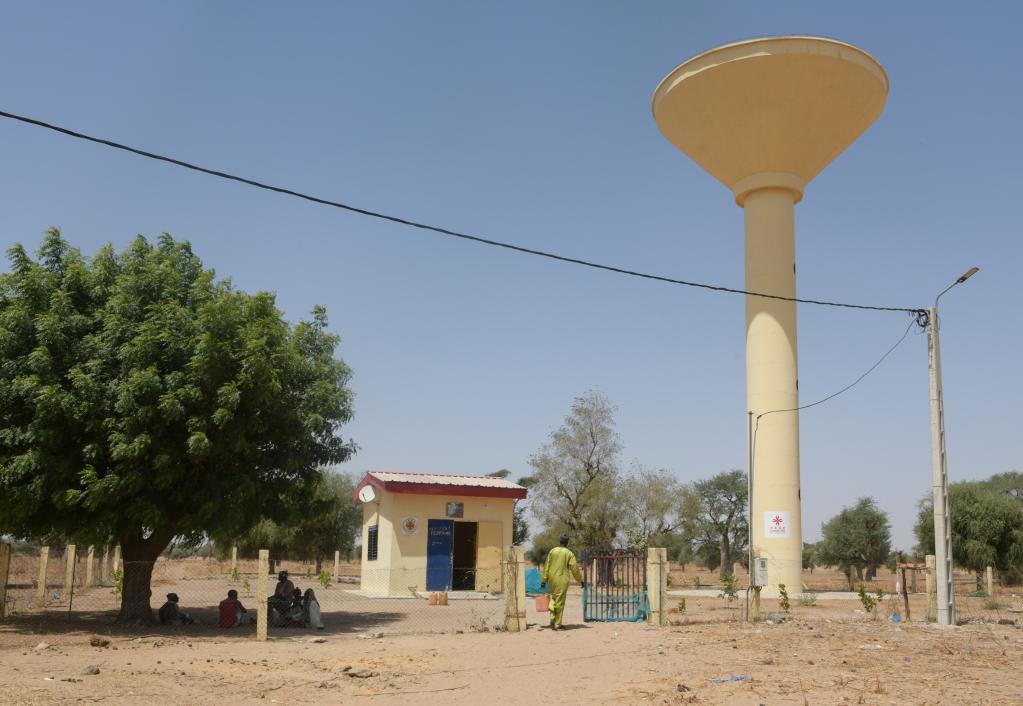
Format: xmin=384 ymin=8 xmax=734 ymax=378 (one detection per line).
xmin=652 ymin=37 xmax=888 ymax=592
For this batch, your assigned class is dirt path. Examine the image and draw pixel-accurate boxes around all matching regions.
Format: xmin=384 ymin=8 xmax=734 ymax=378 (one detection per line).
xmin=3 ymin=607 xmax=1022 ymax=705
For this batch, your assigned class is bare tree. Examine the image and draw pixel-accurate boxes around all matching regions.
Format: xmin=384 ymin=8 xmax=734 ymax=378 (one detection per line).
xmin=528 ymin=391 xmax=625 ymax=549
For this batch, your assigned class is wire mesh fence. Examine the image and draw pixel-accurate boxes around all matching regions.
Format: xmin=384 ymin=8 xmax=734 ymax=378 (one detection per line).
xmin=2 ymin=547 xmax=517 ymax=637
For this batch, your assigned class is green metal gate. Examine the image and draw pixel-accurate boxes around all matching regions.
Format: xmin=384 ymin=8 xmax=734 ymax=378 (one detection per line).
xmin=581 ymin=548 xmax=648 ymax=622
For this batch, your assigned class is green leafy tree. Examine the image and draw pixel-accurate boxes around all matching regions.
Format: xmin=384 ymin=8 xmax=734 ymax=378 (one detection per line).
xmin=0 ymin=231 xmax=356 ymax=621
xmin=489 ymin=469 xmax=532 ymax=546
xmin=915 ymin=480 xmax=1023 ymax=583
xmin=528 ymin=391 xmax=625 ymax=549
xmin=816 ymin=498 xmax=891 ymax=588
xmin=682 ymin=470 xmax=749 ymax=580
xmin=288 ymin=472 xmax=362 ymax=571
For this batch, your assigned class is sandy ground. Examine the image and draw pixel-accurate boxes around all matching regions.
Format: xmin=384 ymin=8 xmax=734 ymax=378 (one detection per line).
xmin=3 ymin=587 xmax=1023 ymax=706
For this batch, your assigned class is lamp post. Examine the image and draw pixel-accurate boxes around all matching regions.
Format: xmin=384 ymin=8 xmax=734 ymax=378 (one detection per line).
xmin=929 ymin=266 xmax=979 ymax=626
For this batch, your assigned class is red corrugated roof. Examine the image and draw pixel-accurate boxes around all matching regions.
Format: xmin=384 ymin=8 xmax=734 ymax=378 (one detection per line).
xmin=352 ymin=471 xmax=528 ymax=501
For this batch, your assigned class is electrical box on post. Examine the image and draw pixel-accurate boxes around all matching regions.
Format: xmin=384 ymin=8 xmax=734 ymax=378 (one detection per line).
xmin=751 ymin=558 xmax=769 ymax=588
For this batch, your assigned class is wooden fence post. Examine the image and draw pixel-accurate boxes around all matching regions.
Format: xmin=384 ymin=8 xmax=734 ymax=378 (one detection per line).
xmin=986 ymin=566 xmax=994 ymax=598
xmin=85 ymin=546 xmax=95 ymax=587
xmin=0 ymin=543 xmax=11 ymax=620
xmin=647 ymin=548 xmax=667 ymax=626
xmin=256 ymin=549 xmax=269 ymax=641
xmin=925 ymin=554 xmax=937 ymax=622
xmin=231 ymin=546 xmax=238 ymax=574
xmin=63 ymin=544 xmax=77 ymax=599
xmin=112 ymin=545 xmax=121 ymax=575
xmin=503 ymin=546 xmax=527 ymax=632
xmin=334 ymin=550 xmax=340 ymax=584
xmin=34 ymin=546 xmax=50 ymax=608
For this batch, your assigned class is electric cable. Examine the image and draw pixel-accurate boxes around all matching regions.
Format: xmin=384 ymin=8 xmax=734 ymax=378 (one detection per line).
xmin=0 ymin=109 xmax=925 ymax=315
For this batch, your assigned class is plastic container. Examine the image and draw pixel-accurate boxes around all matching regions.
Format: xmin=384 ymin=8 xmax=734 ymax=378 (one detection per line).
xmin=536 ymin=594 xmax=550 ymax=612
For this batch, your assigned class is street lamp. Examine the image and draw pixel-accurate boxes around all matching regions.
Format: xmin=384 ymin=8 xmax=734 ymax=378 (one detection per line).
xmin=928 ymin=266 xmax=979 ymax=626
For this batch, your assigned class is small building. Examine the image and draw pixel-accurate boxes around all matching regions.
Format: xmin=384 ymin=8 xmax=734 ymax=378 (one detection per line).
xmin=352 ymin=471 xmax=527 ymax=597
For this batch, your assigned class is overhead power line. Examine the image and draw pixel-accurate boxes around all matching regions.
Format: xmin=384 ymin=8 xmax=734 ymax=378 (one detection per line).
xmin=0 ymin=109 xmax=923 ymax=315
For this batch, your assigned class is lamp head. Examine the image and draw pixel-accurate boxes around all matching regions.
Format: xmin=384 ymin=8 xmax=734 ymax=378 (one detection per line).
xmin=956 ymin=267 xmax=980 ymax=284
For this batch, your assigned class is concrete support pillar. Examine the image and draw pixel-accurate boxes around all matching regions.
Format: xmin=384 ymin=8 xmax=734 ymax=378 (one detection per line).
xmin=647 ymin=547 xmax=667 ymax=626
xmin=986 ymin=566 xmax=994 ymax=598
xmin=0 ymin=543 xmax=10 ymax=621
xmin=926 ymin=554 xmax=937 ymax=622
xmin=503 ymin=546 xmax=527 ymax=632
xmin=112 ymin=545 xmax=121 ymax=574
xmin=231 ymin=546 xmax=238 ymax=574
xmin=34 ymin=546 xmax=50 ymax=608
xmin=744 ymin=182 xmax=803 ymax=595
xmin=85 ymin=546 xmax=95 ymax=587
xmin=63 ymin=544 xmax=77 ymax=599
xmin=100 ymin=547 xmax=110 ymax=585
xmin=334 ymin=550 xmax=340 ymax=584
xmin=256 ymin=549 xmax=269 ymax=641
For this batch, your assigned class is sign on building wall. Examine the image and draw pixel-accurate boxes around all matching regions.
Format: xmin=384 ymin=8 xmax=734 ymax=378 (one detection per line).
xmin=445 ymin=502 xmax=464 ymax=518
xmin=401 ymin=517 xmax=419 ymax=535
xmin=764 ymin=511 xmax=790 ymax=539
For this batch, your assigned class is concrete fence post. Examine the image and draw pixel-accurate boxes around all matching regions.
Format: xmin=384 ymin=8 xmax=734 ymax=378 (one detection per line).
xmin=647 ymin=547 xmax=667 ymax=626
xmin=112 ymin=545 xmax=121 ymax=574
xmin=0 ymin=543 xmax=11 ymax=620
xmin=100 ymin=547 xmax=110 ymax=585
xmin=231 ymin=546 xmax=238 ymax=574
xmin=85 ymin=546 xmax=95 ymax=587
xmin=503 ymin=545 xmax=527 ymax=632
xmin=334 ymin=550 xmax=340 ymax=583
xmin=63 ymin=544 xmax=77 ymax=599
xmin=256 ymin=549 xmax=269 ymax=641
xmin=925 ymin=554 xmax=937 ymax=622
xmin=34 ymin=546 xmax=50 ymax=608
xmin=986 ymin=566 xmax=994 ymax=598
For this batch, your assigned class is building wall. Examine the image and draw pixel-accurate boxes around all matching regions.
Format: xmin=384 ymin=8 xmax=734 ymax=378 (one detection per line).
xmin=359 ymin=489 xmax=515 ymax=597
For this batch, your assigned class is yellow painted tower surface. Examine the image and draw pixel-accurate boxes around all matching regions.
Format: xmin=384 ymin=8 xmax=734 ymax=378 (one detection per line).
xmin=652 ymin=37 xmax=888 ymax=593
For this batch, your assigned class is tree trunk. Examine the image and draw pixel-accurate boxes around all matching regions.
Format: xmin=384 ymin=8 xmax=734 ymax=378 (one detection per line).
xmin=719 ymin=532 xmax=731 ymax=581
xmin=854 ymin=564 xmax=864 ymax=583
xmin=315 ymin=557 xmax=323 ymax=574
xmin=117 ymin=528 xmax=175 ymax=623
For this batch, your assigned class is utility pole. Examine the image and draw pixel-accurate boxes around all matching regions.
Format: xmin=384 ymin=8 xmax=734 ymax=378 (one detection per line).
xmin=927 ymin=266 xmax=978 ymax=626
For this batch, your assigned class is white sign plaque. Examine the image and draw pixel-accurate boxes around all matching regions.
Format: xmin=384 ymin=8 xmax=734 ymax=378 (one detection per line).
xmin=764 ymin=511 xmax=790 ymax=539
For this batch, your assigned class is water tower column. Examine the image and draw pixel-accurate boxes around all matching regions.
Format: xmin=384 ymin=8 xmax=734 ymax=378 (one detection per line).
xmin=739 ymin=176 xmax=804 ymax=594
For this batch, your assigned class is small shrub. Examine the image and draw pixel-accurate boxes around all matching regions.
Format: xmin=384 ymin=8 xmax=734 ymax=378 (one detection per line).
xmin=306 ymin=566 xmax=314 ymax=579
xmin=112 ymin=568 xmax=123 ymax=597
xmin=678 ymin=598 xmax=686 ymax=614
xmin=230 ymin=566 xmax=240 ymax=583
xmin=797 ymin=592 xmax=818 ymax=607
xmin=666 ymin=574 xmax=673 ymax=587
xmin=983 ymin=597 xmax=1004 ymax=610
xmin=719 ymin=573 xmax=739 ymax=603
xmin=778 ymin=583 xmax=790 ymax=613
xmin=242 ymin=578 xmax=251 ymax=596
xmin=692 ymin=576 xmax=701 ymax=589
xmin=318 ymin=569 xmax=331 ymax=589
xmin=858 ymin=582 xmax=877 ymax=613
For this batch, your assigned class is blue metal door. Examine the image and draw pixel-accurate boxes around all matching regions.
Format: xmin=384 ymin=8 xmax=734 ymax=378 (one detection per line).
xmin=426 ymin=519 xmax=454 ymax=591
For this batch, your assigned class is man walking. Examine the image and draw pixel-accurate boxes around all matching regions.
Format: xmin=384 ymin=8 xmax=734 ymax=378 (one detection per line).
xmin=542 ymin=534 xmax=584 ymax=630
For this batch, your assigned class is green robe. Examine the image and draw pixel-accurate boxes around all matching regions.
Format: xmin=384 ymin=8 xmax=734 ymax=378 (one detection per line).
xmin=542 ymin=546 xmax=583 ymax=628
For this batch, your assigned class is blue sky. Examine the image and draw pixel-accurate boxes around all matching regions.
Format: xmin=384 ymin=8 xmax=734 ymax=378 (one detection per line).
xmin=1 ymin=2 xmax=1019 ymax=549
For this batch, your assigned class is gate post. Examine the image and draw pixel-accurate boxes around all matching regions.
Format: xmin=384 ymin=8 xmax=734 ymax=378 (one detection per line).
xmin=0 ymin=543 xmax=10 ymax=620
xmin=503 ymin=546 xmax=527 ymax=632
xmin=647 ymin=547 xmax=667 ymax=626
xmin=85 ymin=546 xmax=95 ymax=587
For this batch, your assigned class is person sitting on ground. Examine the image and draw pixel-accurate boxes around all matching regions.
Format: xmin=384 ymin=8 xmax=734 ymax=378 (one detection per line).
xmin=218 ymin=589 xmax=250 ymax=628
xmin=268 ymin=570 xmax=295 ymax=625
xmin=283 ymin=587 xmax=305 ymax=627
xmin=303 ymin=588 xmax=324 ymax=630
xmin=159 ymin=593 xmax=195 ymax=625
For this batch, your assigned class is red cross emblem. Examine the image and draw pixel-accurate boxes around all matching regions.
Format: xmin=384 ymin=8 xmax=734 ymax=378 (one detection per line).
xmin=772 ymin=515 xmax=783 ymax=526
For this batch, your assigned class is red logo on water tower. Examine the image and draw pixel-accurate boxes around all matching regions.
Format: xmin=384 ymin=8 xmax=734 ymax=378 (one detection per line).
xmin=764 ymin=511 xmax=789 ymax=538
